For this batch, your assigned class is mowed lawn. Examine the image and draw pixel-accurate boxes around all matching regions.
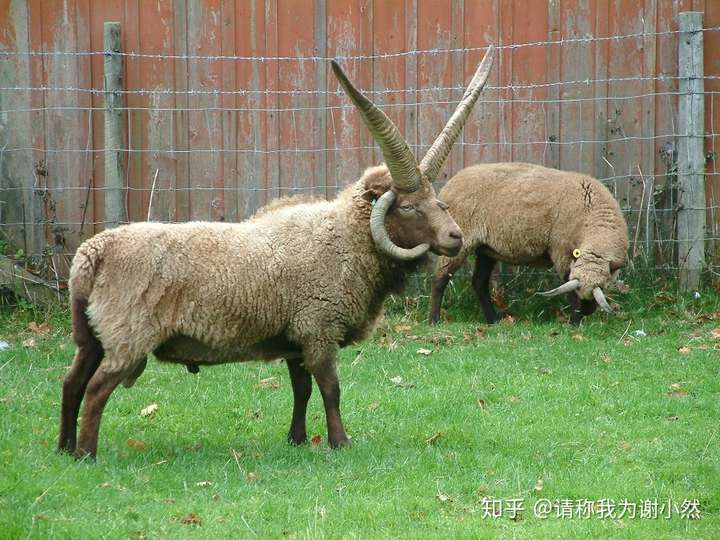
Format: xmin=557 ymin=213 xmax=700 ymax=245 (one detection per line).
xmin=0 ymin=278 xmax=718 ymax=538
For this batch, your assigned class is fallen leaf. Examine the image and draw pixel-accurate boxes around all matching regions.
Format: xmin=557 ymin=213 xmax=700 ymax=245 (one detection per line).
xmin=436 ymin=492 xmax=453 ymax=503
xmin=127 ymin=437 xmax=146 ymax=451
xmin=425 ymin=432 xmax=444 ymax=446
xmin=310 ymin=435 xmax=322 ymax=446
xmin=212 ymin=494 xmax=221 ymax=502
xmin=677 ymin=346 xmax=691 ymax=354
xmin=711 ymin=328 xmax=720 ymax=339
xmin=140 ymin=403 xmax=159 ymax=418
xmin=28 ymin=321 xmax=50 ymax=335
xmin=246 ymin=471 xmax=259 ymax=482
xmin=99 ymin=482 xmax=112 ymax=488
xmin=389 ymin=376 xmax=414 ymax=388
xmin=195 ymin=481 xmax=212 ymax=488
xmin=477 ymin=399 xmax=486 ymax=409
xmin=502 ymin=314 xmax=518 ymax=324
xmin=394 ymin=324 xmax=412 ymax=333
xmin=179 ymin=513 xmax=202 ymax=526
xmin=367 ymin=401 xmax=379 ymax=411
xmin=416 ymin=348 xmax=432 ymax=356
xmin=619 ymin=441 xmax=632 ymax=450
xmin=255 ymin=377 xmax=280 ymax=389
xmin=22 ymin=338 xmax=36 ymax=348
xmin=667 ymin=383 xmax=688 ymax=398
xmin=534 ymin=479 xmax=544 ymax=492
xmin=572 ymin=334 xmax=585 ymax=341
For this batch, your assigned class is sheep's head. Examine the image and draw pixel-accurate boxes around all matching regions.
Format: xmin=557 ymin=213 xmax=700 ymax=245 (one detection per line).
xmin=331 ymin=46 xmax=495 ymax=261
xmin=538 ymin=247 xmax=626 ymax=314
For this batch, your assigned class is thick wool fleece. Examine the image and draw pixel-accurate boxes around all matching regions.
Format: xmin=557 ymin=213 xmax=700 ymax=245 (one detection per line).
xmin=435 ymin=162 xmax=629 ymax=299
xmin=69 ymin=166 xmax=412 ymax=385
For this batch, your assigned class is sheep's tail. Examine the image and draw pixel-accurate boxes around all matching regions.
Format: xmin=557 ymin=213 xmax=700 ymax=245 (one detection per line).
xmin=69 ymin=240 xmax=105 ymax=301
xmin=69 ymin=239 xmax=107 ymax=348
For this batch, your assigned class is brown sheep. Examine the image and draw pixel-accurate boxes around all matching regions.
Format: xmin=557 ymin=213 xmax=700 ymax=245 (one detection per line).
xmin=58 ymin=48 xmax=495 ymax=459
xmin=429 ymin=162 xmax=629 ymax=325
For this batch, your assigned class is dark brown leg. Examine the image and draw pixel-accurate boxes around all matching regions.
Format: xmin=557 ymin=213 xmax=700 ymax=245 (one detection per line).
xmin=286 ymin=357 xmax=312 ymax=445
xmin=74 ymin=365 xmax=125 ymax=460
xmin=472 ymin=252 xmax=499 ymax=324
xmin=581 ymin=299 xmax=597 ymax=317
xmin=58 ymin=298 xmax=103 ymax=454
xmin=303 ymin=343 xmax=349 ymax=449
xmin=429 ymin=273 xmax=451 ymax=324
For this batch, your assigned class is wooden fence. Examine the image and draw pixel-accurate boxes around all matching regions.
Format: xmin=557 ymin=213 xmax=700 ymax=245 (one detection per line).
xmin=0 ymin=0 xmax=719 ymax=286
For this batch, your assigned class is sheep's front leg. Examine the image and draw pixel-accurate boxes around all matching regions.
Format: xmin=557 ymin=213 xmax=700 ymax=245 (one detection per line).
xmin=303 ymin=343 xmax=350 ymax=449
xmin=471 ymin=252 xmax=499 ymax=324
xmin=286 ymin=357 xmax=312 ymax=445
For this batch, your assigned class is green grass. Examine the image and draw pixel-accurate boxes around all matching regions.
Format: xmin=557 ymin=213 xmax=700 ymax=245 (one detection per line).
xmin=0 ymin=276 xmax=719 ymax=539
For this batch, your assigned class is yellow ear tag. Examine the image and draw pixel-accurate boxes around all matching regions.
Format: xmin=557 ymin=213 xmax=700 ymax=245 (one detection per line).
xmin=572 ymin=249 xmax=581 ymax=259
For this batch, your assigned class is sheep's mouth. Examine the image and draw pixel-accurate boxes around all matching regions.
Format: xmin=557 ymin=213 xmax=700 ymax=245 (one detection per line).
xmin=434 ymin=242 xmax=462 ymax=257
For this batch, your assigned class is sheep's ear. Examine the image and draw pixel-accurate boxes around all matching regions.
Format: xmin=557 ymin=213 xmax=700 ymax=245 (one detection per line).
xmin=362 ymin=174 xmax=391 ymax=202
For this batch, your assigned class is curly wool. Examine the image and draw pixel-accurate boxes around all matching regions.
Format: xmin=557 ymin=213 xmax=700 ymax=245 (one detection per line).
xmin=69 ymin=165 xmax=412 ymax=385
xmin=435 ymin=162 xmax=629 ymax=298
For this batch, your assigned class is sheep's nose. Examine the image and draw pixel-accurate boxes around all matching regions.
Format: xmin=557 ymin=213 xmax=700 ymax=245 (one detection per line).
xmin=449 ymin=230 xmax=462 ymax=241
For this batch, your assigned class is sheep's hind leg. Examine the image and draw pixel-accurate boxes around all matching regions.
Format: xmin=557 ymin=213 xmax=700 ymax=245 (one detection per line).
xmin=303 ymin=342 xmax=349 ymax=449
xmin=286 ymin=357 xmax=313 ymax=445
xmin=74 ymin=361 xmax=127 ymax=460
xmin=472 ymin=252 xmax=499 ymax=324
xmin=59 ymin=298 xmax=103 ymax=454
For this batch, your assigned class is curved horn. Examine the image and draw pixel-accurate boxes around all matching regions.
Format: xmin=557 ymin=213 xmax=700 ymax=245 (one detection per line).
xmin=536 ymin=279 xmax=580 ymax=297
xmin=370 ymin=191 xmax=429 ymax=260
xmin=593 ymin=287 xmax=613 ymax=313
xmin=419 ymin=45 xmax=496 ymax=181
xmin=331 ymin=61 xmax=420 ymax=192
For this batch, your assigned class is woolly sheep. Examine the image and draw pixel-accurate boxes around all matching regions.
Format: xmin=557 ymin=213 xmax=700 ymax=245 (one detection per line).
xmin=429 ymin=162 xmax=629 ymax=325
xmin=58 ymin=48 xmax=496 ymax=459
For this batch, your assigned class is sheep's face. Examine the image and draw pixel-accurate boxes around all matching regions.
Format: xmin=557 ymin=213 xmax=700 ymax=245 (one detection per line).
xmin=569 ymin=251 xmax=624 ymax=300
xmin=363 ymin=167 xmax=463 ymax=257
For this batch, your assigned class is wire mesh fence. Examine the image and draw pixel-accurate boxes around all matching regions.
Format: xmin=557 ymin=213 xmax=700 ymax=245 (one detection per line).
xmin=0 ymin=2 xmax=718 ymax=304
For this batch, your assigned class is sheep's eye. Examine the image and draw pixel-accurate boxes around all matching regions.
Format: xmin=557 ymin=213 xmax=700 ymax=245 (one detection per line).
xmin=399 ymin=204 xmax=415 ymax=212
xmin=437 ymin=200 xmax=449 ymax=210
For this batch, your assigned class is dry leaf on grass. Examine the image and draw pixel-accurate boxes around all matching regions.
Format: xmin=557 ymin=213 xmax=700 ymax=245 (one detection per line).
xmin=367 ymin=401 xmax=379 ymax=411
xmin=619 ymin=441 xmax=632 ymax=451
xmin=22 ymin=338 xmax=36 ymax=348
xmin=667 ymin=383 xmax=688 ymax=398
xmin=436 ymin=492 xmax=453 ymax=503
xmin=140 ymin=403 xmax=158 ymax=417
xmin=572 ymin=334 xmax=585 ymax=341
xmin=394 ymin=324 xmax=412 ymax=333
xmin=28 ymin=321 xmax=50 ymax=335
xmin=127 ymin=438 xmax=146 ymax=451
xmin=425 ymin=432 xmax=444 ymax=446
xmin=195 ymin=481 xmax=212 ymax=488
xmin=534 ymin=479 xmax=544 ymax=492
xmin=212 ymin=494 xmax=221 ymax=502
xmin=677 ymin=346 xmax=691 ymax=354
xmin=710 ymin=328 xmax=720 ymax=339
xmin=477 ymin=399 xmax=486 ymax=409
xmin=311 ymin=435 xmax=322 ymax=446
xmin=179 ymin=513 xmax=202 ymax=526
xmin=246 ymin=471 xmax=259 ymax=482
xmin=416 ymin=348 xmax=432 ymax=356
xmin=389 ymin=376 xmax=415 ymax=388
xmin=255 ymin=377 xmax=280 ymax=389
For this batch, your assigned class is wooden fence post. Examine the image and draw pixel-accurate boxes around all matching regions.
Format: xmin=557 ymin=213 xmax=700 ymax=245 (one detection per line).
xmin=677 ymin=11 xmax=706 ymax=291
xmin=103 ymin=22 xmax=126 ymax=228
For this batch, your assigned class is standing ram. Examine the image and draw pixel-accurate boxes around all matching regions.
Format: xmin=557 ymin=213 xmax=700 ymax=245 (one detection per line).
xmin=58 ymin=48 xmax=496 ymax=459
xmin=429 ymin=162 xmax=628 ymax=325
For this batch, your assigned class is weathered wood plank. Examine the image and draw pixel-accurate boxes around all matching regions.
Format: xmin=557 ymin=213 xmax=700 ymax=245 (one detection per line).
xmin=0 ymin=255 xmax=62 ymax=305
xmin=103 ymin=22 xmax=126 ymax=229
xmin=172 ymin=0 xmax=190 ymax=222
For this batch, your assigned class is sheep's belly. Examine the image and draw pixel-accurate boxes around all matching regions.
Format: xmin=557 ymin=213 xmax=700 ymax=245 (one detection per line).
xmin=478 ymin=246 xmax=552 ymax=267
xmin=153 ymin=335 xmax=301 ymax=365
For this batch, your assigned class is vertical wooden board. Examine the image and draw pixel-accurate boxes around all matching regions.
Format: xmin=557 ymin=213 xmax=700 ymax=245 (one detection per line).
xmin=498 ymin=0 xmax=513 ymax=163
xmin=326 ymin=0 xmax=372 ymax=197
xmin=235 ymin=0 xmax=266 ymax=218
xmin=462 ymin=0 xmax=500 ymax=166
xmin=124 ymin=0 xmax=144 ymax=223
xmin=605 ymin=0 xmax=645 ymax=216
xmin=276 ymin=0 xmax=317 ymax=197
xmin=38 ymin=0 xmax=90 ymax=257
xmin=593 ymin=0 xmax=611 ymax=184
xmin=186 ymin=0 xmax=224 ymax=221
xmin=372 ymin=0 xmax=406 ymax=166
xmin=509 ymin=0 xmax=547 ymax=166
xmin=545 ymin=0 xmax=561 ymax=169
xmin=314 ymin=0 xmax=327 ymax=199
xmin=264 ymin=0 xmax=279 ymax=205
xmin=172 ymin=0 xmax=190 ymax=222
xmin=0 ymin=0 xmax=44 ymax=257
xmin=416 ymin=1 xmax=454 ymax=182
xmin=219 ymin=0 xmax=238 ymax=222
xmin=705 ymin=2 xmax=720 ymax=258
xmin=559 ymin=0 xmax=596 ymax=174
xmin=138 ymin=0 xmax=177 ymax=223
xmin=404 ymin=0 xmax=418 ymax=176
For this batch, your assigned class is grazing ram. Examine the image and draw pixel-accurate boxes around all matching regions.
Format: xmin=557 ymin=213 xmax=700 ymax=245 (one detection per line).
xmin=429 ymin=162 xmax=628 ymax=325
xmin=58 ymin=48 xmax=495 ymax=459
